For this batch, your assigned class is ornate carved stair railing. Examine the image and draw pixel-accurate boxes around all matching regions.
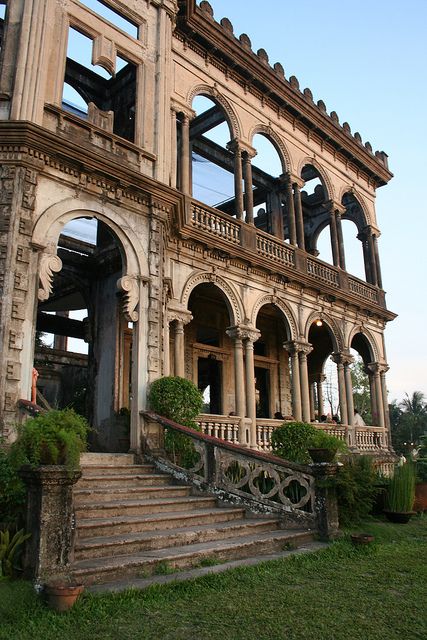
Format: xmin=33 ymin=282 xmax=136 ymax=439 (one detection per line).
xmin=143 ymin=412 xmax=340 ymax=539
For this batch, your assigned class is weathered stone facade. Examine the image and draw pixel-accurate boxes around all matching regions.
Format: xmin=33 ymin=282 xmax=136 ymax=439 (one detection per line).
xmin=0 ymin=0 xmax=395 ymax=460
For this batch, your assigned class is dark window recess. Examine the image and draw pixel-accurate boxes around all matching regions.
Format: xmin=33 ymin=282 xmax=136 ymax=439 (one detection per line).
xmin=198 ymin=357 xmax=222 ymax=415
xmin=62 ymin=28 xmax=136 ymax=142
xmin=253 ymin=340 xmax=267 ymax=356
xmin=196 ymin=326 xmax=220 ymax=347
xmin=255 ymin=367 xmax=270 ymax=418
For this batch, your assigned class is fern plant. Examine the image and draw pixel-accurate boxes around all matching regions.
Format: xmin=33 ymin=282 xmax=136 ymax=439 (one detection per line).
xmin=0 ymin=529 xmax=31 ymax=578
xmin=10 ymin=409 xmax=90 ymax=475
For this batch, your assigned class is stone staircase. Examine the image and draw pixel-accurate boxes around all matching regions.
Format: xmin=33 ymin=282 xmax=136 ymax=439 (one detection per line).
xmin=71 ymin=453 xmax=318 ymax=590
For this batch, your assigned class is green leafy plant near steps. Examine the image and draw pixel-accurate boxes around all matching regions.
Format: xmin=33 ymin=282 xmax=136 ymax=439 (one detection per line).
xmin=149 ymin=376 xmax=204 ymax=468
xmin=271 ymin=421 xmax=346 ymax=464
xmin=0 ymin=441 xmax=26 ymax=528
xmin=333 ymin=455 xmax=382 ymax=526
xmin=0 ymin=529 xmax=31 ymax=578
xmin=386 ymin=462 xmax=416 ymax=512
xmin=10 ymin=408 xmax=90 ymax=476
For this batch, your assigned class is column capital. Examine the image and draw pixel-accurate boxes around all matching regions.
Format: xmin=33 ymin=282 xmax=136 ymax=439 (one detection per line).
xmin=288 ymin=174 xmax=305 ymax=189
xmin=167 ymin=308 xmax=193 ymax=325
xmin=236 ymin=325 xmax=261 ymax=343
xmin=367 ymin=361 xmax=389 ymax=375
xmin=284 ymin=340 xmax=313 ymax=356
xmin=226 ymin=138 xmax=243 ymax=155
xmin=238 ymin=141 xmax=257 ymax=159
xmin=361 ymin=224 xmax=381 ymax=238
xmin=331 ymin=351 xmax=354 ymax=366
xmin=170 ymin=100 xmax=196 ymax=121
xmin=325 ymin=200 xmax=346 ymax=216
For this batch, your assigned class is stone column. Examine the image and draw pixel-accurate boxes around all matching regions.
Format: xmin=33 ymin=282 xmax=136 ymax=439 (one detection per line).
xmin=282 ymin=173 xmax=297 ymax=245
xmin=299 ymin=345 xmax=313 ymax=422
xmin=294 ymin=181 xmax=305 ymax=251
xmin=243 ymin=152 xmax=254 ymax=224
xmin=226 ymin=327 xmax=246 ymax=418
xmin=284 ymin=341 xmax=302 ymax=421
xmin=373 ymin=234 xmax=383 ymax=289
xmin=169 ymin=311 xmax=193 ymax=379
xmin=180 ymin=113 xmax=191 ymax=195
xmin=309 ymin=381 xmax=317 ymax=421
xmin=366 ymin=228 xmax=379 ymax=286
xmin=368 ymin=363 xmax=385 ymax=428
xmin=380 ymin=365 xmax=390 ymax=431
xmin=328 ymin=202 xmax=340 ymax=268
xmin=170 ymin=108 xmax=178 ymax=189
xmin=317 ymin=374 xmax=325 ymax=417
xmin=227 ymin=140 xmax=244 ymax=220
xmin=242 ymin=327 xmax=260 ymax=448
xmin=367 ymin=368 xmax=378 ymax=425
xmin=332 ymin=353 xmax=348 ymax=425
xmin=358 ymin=230 xmax=372 ymax=283
xmin=336 ymin=209 xmax=346 ymax=271
xmin=343 ymin=354 xmax=355 ymax=426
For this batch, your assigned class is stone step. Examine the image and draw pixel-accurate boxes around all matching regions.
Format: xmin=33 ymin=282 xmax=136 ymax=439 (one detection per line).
xmin=77 ymin=473 xmax=171 ymax=489
xmin=72 ymin=529 xmax=315 ymax=586
xmin=80 ymin=453 xmax=136 ymax=466
xmin=75 ymin=495 xmax=217 ymax=519
xmin=81 ymin=464 xmax=156 ymax=476
xmin=88 ymin=542 xmax=328 ymax=594
xmin=77 ymin=507 xmax=247 ymax=539
xmin=74 ymin=485 xmax=191 ymax=505
xmin=74 ymin=517 xmax=281 ymax=560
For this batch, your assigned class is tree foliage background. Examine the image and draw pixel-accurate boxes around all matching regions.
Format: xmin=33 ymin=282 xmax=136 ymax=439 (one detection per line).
xmin=390 ymin=391 xmax=427 ymax=454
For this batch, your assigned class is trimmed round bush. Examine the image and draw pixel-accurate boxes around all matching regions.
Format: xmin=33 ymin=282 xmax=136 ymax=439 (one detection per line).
xmin=148 ymin=376 xmax=203 ymax=426
xmin=271 ymin=421 xmax=318 ymax=464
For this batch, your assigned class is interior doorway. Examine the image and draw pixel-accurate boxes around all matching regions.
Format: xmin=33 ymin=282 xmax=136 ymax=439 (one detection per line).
xmin=198 ymin=356 xmax=222 ymax=414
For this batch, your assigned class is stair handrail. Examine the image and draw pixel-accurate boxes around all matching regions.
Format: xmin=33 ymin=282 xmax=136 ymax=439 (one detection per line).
xmin=142 ymin=411 xmax=340 ymax=540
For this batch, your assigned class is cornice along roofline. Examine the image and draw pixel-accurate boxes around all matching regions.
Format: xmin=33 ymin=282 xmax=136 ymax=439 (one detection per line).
xmin=176 ymin=0 xmax=393 ymax=187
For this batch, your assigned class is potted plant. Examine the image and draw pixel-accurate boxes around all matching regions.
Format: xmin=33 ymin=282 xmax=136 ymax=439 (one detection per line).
xmin=11 ymin=408 xmax=90 ymax=476
xmin=43 ymin=573 xmax=84 ymax=612
xmin=10 ymin=409 xmax=90 ymax=585
xmin=384 ymin=461 xmax=416 ymax=523
xmin=307 ymin=429 xmax=347 ymax=463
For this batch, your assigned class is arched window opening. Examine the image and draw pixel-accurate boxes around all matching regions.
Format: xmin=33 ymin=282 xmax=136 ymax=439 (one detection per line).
xmin=308 ymin=321 xmax=336 ymax=422
xmin=187 ymin=95 xmax=234 ymax=209
xmin=298 ymin=164 xmax=328 ymax=255
xmin=342 ymin=219 xmax=365 ymax=280
xmin=251 ymin=134 xmax=284 ymax=238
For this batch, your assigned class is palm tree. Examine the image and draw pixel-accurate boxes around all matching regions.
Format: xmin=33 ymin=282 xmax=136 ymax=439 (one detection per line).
xmin=398 ymin=391 xmax=427 ymax=448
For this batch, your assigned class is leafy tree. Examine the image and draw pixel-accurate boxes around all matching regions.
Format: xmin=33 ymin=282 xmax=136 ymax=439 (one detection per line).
xmin=350 ymin=356 xmax=372 ymax=424
xmin=390 ymin=391 xmax=427 ymax=454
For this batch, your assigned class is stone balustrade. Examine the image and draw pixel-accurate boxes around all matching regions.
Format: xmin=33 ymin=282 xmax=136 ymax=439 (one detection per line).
xmin=184 ymin=199 xmax=382 ymax=307
xmin=197 ymin=414 xmax=240 ymax=444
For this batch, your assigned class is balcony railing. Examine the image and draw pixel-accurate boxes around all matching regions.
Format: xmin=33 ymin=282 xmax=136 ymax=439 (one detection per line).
xmin=196 ymin=414 xmax=389 ymax=454
xmin=184 ymin=199 xmax=385 ymax=309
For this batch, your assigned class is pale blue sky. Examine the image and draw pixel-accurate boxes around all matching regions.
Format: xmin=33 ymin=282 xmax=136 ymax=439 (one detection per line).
xmin=208 ymin=0 xmax=427 ymax=402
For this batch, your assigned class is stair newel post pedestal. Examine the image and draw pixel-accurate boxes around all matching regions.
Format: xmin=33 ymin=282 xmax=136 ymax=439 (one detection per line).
xmin=310 ymin=463 xmax=340 ymax=541
xmin=19 ymin=466 xmax=81 ymax=584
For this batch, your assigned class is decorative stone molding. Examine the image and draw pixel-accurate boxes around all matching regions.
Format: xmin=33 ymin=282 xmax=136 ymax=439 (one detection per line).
xmin=92 ymin=35 xmax=116 ymax=76
xmin=167 ymin=307 xmax=193 ymax=325
xmin=38 ymin=253 xmax=62 ymax=301
xmin=248 ymin=124 xmax=290 ymax=173
xmin=226 ymin=325 xmax=260 ymax=343
xmin=186 ymin=84 xmax=241 ymax=139
xmin=331 ymin=351 xmax=354 ymax=366
xmin=367 ymin=361 xmax=389 ymax=375
xmin=181 ymin=271 xmax=242 ymax=325
xmin=117 ymin=275 xmax=139 ymax=322
xmin=251 ymin=294 xmax=297 ymax=340
xmin=284 ymin=340 xmax=313 ymax=356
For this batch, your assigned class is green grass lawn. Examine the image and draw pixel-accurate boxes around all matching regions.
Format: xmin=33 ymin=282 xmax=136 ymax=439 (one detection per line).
xmin=1 ymin=516 xmax=426 ymax=640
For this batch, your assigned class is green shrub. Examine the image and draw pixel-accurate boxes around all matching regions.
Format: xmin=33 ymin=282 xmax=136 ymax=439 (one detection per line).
xmin=10 ymin=409 xmax=90 ymax=475
xmin=308 ymin=429 xmax=348 ymax=454
xmin=386 ymin=462 xmax=416 ymax=512
xmin=271 ymin=422 xmax=318 ymax=464
xmin=148 ymin=377 xmax=204 ymax=468
xmin=148 ymin=376 xmax=203 ymax=426
xmin=0 ymin=444 xmax=26 ymax=528
xmin=334 ymin=455 xmax=381 ymax=526
xmin=0 ymin=529 xmax=31 ymax=578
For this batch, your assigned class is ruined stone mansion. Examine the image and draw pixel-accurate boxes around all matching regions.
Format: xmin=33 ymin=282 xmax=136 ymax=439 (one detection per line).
xmin=0 ymin=0 xmax=396 ymax=461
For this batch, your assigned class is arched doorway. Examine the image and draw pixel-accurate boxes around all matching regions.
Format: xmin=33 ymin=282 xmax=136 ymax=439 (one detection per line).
xmin=35 ymin=216 xmax=134 ymax=452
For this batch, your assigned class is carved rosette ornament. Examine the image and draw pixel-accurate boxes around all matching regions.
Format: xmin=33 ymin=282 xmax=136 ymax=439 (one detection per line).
xmin=117 ymin=275 xmax=139 ymax=322
xmin=38 ymin=253 xmax=63 ymax=301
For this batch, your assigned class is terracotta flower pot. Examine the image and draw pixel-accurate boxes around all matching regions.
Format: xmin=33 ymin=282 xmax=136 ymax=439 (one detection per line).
xmin=44 ymin=584 xmax=84 ymax=612
xmin=350 ymin=533 xmax=375 ymax=546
